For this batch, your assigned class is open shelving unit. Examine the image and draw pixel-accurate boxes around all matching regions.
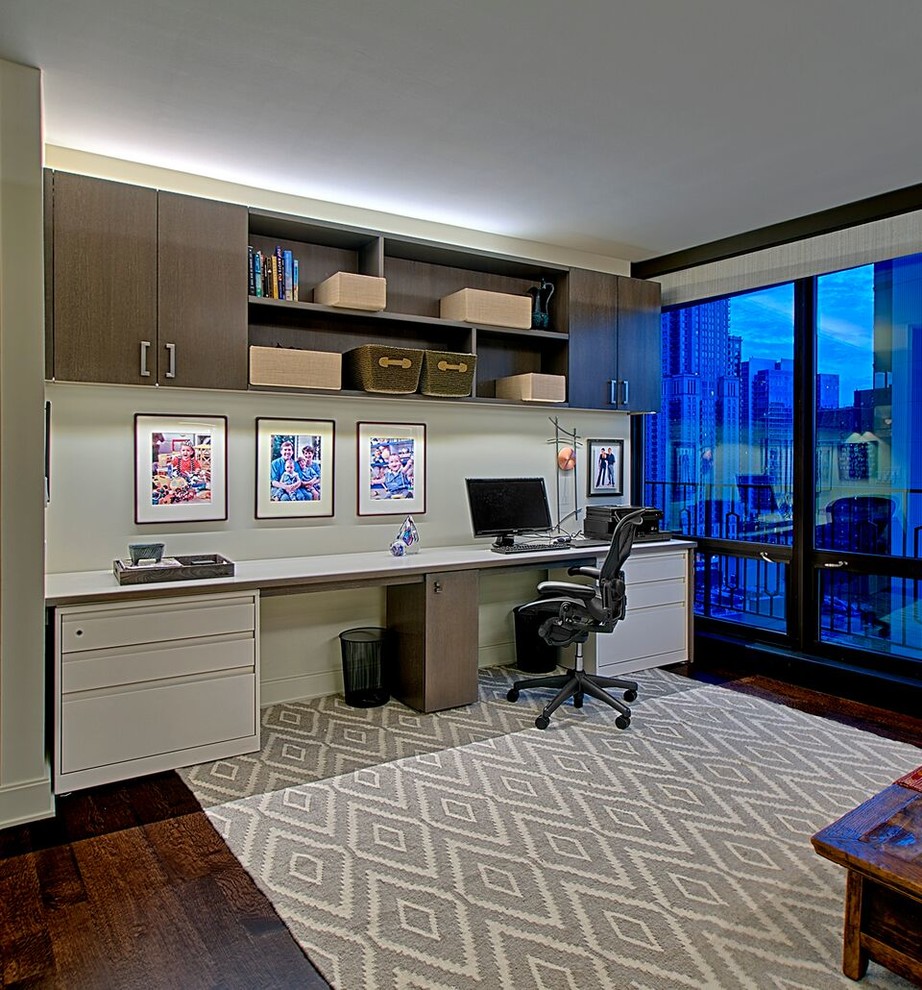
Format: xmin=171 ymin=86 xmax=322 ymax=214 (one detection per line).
xmin=247 ymin=209 xmax=570 ymax=401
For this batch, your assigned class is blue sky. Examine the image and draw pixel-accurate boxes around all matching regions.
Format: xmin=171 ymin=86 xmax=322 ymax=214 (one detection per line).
xmin=728 ymin=266 xmax=873 ymax=403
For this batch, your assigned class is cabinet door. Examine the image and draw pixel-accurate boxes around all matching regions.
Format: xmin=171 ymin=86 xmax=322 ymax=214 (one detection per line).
xmin=51 ymin=172 xmax=157 ymax=384
xmin=387 ymin=570 xmax=480 ymax=712
xmin=615 ymin=275 xmax=661 ymax=413
xmin=158 ymin=192 xmax=248 ymax=388
xmin=567 ymin=268 xmax=619 ymax=410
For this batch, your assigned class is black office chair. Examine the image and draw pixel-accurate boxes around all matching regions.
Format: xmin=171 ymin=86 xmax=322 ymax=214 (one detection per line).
xmin=506 ymin=509 xmax=644 ymax=730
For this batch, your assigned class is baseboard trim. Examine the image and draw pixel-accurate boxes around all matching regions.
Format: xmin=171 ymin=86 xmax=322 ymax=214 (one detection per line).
xmin=0 ymin=773 xmax=55 ymax=828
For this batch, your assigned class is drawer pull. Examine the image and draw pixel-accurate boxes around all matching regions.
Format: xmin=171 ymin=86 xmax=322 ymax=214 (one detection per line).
xmin=75 ymin=629 xmax=84 ymax=637
xmin=378 ymin=356 xmax=412 ymax=369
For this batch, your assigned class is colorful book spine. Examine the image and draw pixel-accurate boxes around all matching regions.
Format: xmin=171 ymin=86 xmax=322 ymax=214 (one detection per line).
xmin=254 ymin=250 xmax=263 ymax=297
xmin=283 ymin=250 xmax=293 ymax=301
xmin=293 ymin=259 xmax=299 ymax=301
xmin=248 ymin=246 xmax=255 ymax=296
xmin=275 ymin=246 xmax=284 ymax=300
xmin=269 ymin=254 xmax=279 ymax=298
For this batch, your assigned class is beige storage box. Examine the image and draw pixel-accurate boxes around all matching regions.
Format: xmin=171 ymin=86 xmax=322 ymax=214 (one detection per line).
xmin=344 ymin=344 xmax=424 ymax=393
xmin=249 ymin=346 xmax=342 ymax=390
xmin=419 ymin=350 xmax=477 ymax=397
xmin=440 ymin=288 xmax=532 ymax=329
xmin=314 ymin=272 xmax=386 ymax=311
xmin=495 ymin=372 xmax=566 ymax=403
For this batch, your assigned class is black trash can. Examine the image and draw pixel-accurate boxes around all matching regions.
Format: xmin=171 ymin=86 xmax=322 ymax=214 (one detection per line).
xmin=339 ymin=627 xmax=390 ymax=707
xmin=513 ymin=604 xmax=560 ymax=674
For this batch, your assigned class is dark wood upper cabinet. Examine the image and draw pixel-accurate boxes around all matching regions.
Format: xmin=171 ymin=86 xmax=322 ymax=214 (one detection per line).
xmin=158 ymin=192 xmax=247 ymax=389
xmin=47 ymin=172 xmax=247 ymax=388
xmin=567 ymin=268 xmax=661 ymax=412
xmin=51 ymin=172 xmax=157 ymax=385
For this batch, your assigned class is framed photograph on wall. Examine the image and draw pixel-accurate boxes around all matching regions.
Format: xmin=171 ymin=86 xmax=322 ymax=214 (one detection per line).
xmin=587 ymin=438 xmax=624 ymax=497
xmin=135 ymin=414 xmax=227 ymax=523
xmin=357 ymin=422 xmax=426 ymax=516
xmin=255 ymin=418 xmax=335 ymax=518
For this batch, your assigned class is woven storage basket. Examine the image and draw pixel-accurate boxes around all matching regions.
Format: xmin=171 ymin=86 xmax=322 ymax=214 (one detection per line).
xmin=419 ymin=350 xmax=477 ymax=397
xmin=344 ymin=344 xmax=424 ymax=393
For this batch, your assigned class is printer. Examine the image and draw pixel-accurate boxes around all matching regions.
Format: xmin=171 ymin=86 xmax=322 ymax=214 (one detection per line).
xmin=583 ymin=505 xmax=667 ymax=542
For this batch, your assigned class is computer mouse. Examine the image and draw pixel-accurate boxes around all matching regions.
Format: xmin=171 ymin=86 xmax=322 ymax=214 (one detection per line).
xmin=553 ymin=536 xmax=570 ymax=545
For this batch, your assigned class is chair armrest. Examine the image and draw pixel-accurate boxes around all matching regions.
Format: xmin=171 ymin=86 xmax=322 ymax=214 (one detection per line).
xmin=535 ymin=580 xmax=597 ymax=601
xmin=568 ymin=565 xmax=600 ymax=579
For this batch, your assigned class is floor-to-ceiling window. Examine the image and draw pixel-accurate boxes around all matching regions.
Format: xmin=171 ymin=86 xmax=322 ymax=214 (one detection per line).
xmin=813 ymin=257 xmax=922 ymax=669
xmin=646 ymin=252 xmax=922 ymax=684
xmin=646 ymin=284 xmax=794 ymax=634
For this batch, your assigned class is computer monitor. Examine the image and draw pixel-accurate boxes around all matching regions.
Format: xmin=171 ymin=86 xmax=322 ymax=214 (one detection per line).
xmin=465 ymin=477 xmax=553 ymax=547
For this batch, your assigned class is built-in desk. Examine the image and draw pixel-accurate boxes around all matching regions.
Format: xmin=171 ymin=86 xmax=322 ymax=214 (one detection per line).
xmin=45 ymin=540 xmax=694 ymax=790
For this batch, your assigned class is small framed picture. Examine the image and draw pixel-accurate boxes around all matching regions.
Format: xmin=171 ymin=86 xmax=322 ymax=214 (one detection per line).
xmin=587 ymin=438 xmax=624 ymax=497
xmin=357 ymin=422 xmax=426 ymax=516
xmin=135 ymin=414 xmax=227 ymax=524
xmin=256 ymin=418 xmax=335 ymax=518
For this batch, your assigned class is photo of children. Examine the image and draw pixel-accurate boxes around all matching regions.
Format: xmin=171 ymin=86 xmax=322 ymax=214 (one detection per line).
xmin=369 ymin=435 xmax=415 ymax=500
xmin=269 ymin=433 xmax=324 ymax=501
xmin=150 ymin=431 xmax=213 ymax=505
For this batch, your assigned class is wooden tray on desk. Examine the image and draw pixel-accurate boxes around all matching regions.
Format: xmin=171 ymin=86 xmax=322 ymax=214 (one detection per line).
xmin=113 ymin=554 xmax=235 ymax=585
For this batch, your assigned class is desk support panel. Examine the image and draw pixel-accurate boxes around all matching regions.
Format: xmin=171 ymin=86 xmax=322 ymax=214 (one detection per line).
xmin=387 ymin=569 xmax=480 ymax=712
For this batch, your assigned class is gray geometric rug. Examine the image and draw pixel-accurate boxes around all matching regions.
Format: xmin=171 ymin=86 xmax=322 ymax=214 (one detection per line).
xmin=181 ymin=668 xmax=920 ymax=989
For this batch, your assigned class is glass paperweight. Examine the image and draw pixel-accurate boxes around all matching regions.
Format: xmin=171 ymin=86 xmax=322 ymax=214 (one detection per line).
xmin=389 ymin=515 xmax=420 ymax=556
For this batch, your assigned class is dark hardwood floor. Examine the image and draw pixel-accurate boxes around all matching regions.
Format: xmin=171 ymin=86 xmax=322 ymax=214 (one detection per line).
xmin=1 ymin=667 xmax=919 ymax=988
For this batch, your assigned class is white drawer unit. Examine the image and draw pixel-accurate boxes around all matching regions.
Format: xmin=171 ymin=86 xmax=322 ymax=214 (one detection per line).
xmin=54 ymin=591 xmax=260 ymax=791
xmin=586 ymin=545 xmax=693 ymax=677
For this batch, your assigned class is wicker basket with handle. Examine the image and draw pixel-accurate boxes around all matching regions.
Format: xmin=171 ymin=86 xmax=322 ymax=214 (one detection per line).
xmin=418 ymin=350 xmax=477 ymax=397
xmin=344 ymin=345 xmax=424 ymax=393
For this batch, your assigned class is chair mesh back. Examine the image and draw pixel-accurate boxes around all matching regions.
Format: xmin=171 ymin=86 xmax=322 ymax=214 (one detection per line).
xmin=598 ymin=509 xmax=644 ymax=617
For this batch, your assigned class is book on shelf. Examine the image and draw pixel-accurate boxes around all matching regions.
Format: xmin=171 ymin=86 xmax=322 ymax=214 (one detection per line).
xmin=253 ymin=250 xmax=263 ymax=297
xmin=248 ymin=246 xmax=255 ymax=296
xmin=283 ymin=249 xmax=293 ymax=301
xmin=275 ymin=246 xmax=284 ymax=300
xmin=293 ymin=258 xmax=299 ymax=301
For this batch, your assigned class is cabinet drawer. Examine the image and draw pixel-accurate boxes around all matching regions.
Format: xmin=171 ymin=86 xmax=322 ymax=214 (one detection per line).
xmin=608 ymin=601 xmax=688 ymax=665
xmin=61 ymin=634 xmax=254 ymax=693
xmin=60 ymin=670 xmax=256 ymax=774
xmin=60 ymin=594 xmax=256 ymax=653
xmin=626 ymin=577 xmax=686 ymax=611
xmin=624 ymin=551 xmax=687 ymax=585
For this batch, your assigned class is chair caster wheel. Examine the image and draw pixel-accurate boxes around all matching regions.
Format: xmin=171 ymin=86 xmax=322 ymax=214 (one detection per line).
xmin=535 ymin=715 xmax=550 ymax=730
xmin=615 ymin=715 xmax=631 ymax=730
xmin=507 ymin=688 xmax=520 ymax=702
xmin=623 ymin=689 xmax=637 ymax=703
xmin=573 ymin=694 xmax=584 ymax=708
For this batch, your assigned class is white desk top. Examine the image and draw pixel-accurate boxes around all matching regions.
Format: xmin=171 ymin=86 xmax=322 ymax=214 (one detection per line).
xmin=45 ymin=539 xmax=695 ymax=607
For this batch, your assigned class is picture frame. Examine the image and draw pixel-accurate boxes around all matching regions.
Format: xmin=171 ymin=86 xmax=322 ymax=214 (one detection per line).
xmin=587 ymin=438 xmax=624 ymax=497
xmin=357 ymin=422 xmax=426 ymax=516
xmin=135 ymin=414 xmax=227 ymax=524
xmin=255 ymin=418 xmax=335 ymax=518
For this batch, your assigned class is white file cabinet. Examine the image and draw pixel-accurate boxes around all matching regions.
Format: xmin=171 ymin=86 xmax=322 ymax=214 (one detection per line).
xmin=54 ymin=590 xmax=260 ymax=791
xmin=585 ymin=544 xmax=693 ymax=677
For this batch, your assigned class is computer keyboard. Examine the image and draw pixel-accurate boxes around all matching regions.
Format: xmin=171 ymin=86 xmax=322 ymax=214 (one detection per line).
xmin=490 ymin=541 xmax=569 ymax=554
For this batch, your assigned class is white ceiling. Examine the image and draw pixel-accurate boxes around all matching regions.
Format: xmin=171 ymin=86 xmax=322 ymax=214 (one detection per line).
xmin=3 ymin=0 xmax=922 ymax=262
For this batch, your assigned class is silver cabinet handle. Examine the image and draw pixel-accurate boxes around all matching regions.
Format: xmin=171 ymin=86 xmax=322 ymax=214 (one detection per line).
xmin=822 ymin=560 xmax=849 ymax=568
xmin=140 ymin=340 xmax=152 ymax=377
xmin=609 ymin=380 xmax=618 ymax=405
xmin=759 ymin=551 xmax=784 ymax=564
xmin=165 ymin=342 xmax=176 ymax=379
xmin=621 ymin=379 xmax=630 ymax=406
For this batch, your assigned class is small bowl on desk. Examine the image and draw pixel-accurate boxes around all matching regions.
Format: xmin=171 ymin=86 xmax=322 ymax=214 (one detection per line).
xmin=128 ymin=542 xmax=165 ymax=565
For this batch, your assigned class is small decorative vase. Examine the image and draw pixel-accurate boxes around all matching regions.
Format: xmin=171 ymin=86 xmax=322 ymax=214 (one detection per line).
xmin=527 ymin=278 xmax=555 ymax=329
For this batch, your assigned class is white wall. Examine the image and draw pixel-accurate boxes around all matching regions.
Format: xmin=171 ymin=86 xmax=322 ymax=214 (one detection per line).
xmin=45 ymin=382 xmax=631 ymax=701
xmin=0 ymin=60 xmax=52 ymax=827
